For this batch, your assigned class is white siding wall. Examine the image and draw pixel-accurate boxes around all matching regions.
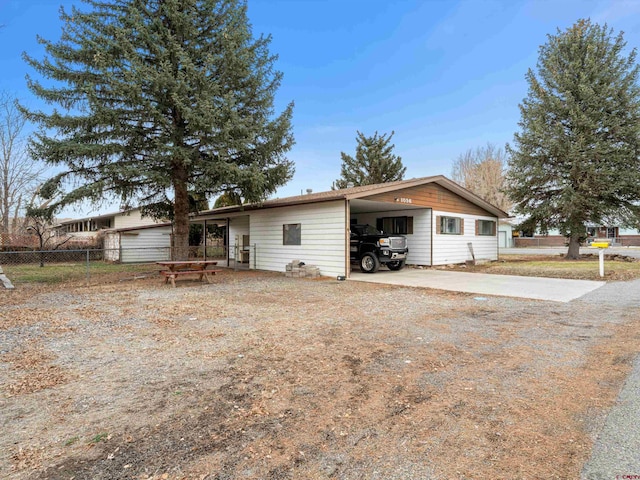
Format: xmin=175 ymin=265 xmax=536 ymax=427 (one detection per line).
xmin=229 ymin=215 xmax=250 ymax=262
xmin=619 ymin=227 xmax=640 ymax=235
xmin=120 ymin=226 xmax=172 ymax=263
xmin=114 ymin=209 xmax=163 ymax=229
xmin=103 ymin=231 xmax=120 ymax=261
xmin=432 ymin=211 xmax=498 ymax=265
xmin=353 ymin=208 xmax=432 ymax=266
xmin=250 ymin=200 xmax=346 ymax=277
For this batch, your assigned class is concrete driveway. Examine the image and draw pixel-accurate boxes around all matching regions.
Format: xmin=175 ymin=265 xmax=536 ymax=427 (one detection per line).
xmin=350 ymin=268 xmax=606 ymax=302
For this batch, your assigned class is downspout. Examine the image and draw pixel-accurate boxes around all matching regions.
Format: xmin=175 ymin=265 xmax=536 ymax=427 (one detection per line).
xmin=345 ymin=199 xmax=351 ymax=278
xmin=430 ymin=208 xmax=434 ymax=266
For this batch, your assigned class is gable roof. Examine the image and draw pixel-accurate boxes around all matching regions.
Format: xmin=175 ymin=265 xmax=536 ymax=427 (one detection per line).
xmin=195 ymin=175 xmax=509 ymax=219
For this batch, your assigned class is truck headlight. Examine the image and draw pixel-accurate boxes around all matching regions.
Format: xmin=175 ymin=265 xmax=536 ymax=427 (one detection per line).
xmin=378 ymin=238 xmax=389 ymax=246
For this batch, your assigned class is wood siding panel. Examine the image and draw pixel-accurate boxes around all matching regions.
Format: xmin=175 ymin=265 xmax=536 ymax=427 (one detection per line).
xmin=432 ymin=211 xmax=498 ymax=265
xmin=364 ymin=184 xmax=492 ymax=216
xmin=354 ymin=208 xmax=432 ymax=266
xmin=250 ymin=200 xmax=346 ymax=277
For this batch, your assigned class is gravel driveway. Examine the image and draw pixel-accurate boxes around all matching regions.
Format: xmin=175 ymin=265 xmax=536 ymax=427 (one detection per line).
xmin=579 ymin=279 xmax=640 ymax=479
xmin=1 ymin=269 xmax=639 ymax=479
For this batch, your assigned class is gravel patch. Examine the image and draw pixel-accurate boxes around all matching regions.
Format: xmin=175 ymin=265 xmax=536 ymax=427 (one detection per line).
xmin=1 ymin=270 xmax=639 ymax=479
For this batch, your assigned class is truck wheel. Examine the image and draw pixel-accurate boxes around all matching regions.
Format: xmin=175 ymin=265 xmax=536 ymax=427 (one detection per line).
xmin=360 ymin=252 xmax=380 ymax=273
xmin=387 ymin=260 xmax=406 ymax=271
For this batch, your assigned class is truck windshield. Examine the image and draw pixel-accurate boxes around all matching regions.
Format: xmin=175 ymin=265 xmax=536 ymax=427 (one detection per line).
xmin=354 ymin=224 xmax=383 ymax=235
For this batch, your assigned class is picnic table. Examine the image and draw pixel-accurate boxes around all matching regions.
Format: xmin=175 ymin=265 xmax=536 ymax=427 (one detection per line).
xmin=156 ymin=260 xmax=221 ymax=287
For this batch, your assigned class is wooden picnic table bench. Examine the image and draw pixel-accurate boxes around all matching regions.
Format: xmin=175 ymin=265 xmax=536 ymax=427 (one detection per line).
xmin=156 ymin=260 xmax=220 ymax=287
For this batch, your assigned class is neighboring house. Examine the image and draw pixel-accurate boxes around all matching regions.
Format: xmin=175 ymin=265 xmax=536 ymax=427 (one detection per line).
xmin=513 ymin=225 xmax=640 ymax=247
xmin=55 ymin=207 xmax=165 ymax=239
xmin=192 ymin=175 xmax=508 ymax=278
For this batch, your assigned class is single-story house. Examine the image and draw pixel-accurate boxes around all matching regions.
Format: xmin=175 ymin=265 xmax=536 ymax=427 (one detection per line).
xmin=192 ymin=175 xmax=508 ymax=278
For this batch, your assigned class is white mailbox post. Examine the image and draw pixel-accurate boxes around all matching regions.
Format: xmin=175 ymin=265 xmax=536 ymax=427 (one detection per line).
xmin=591 ymin=242 xmax=609 ymax=277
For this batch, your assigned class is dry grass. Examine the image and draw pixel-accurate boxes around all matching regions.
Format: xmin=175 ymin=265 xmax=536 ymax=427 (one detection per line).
xmin=449 ymin=254 xmax=640 ymax=280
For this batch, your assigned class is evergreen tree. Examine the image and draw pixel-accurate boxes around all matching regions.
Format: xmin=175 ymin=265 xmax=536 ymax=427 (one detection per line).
xmin=334 ymin=131 xmax=405 ymax=189
xmin=21 ymin=0 xmax=294 ymax=259
xmin=506 ymin=19 xmax=640 ymax=259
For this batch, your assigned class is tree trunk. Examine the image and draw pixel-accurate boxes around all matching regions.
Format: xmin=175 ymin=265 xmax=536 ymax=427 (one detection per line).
xmin=172 ymin=167 xmax=190 ymax=261
xmin=566 ymin=233 xmax=581 ymax=259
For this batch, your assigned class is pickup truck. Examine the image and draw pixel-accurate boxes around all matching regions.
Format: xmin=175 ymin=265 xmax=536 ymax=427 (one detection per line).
xmin=350 ymin=224 xmax=409 ymax=273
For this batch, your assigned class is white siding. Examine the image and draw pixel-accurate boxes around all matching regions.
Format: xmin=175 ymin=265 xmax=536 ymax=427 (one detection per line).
xmin=353 ymin=208 xmax=432 ymax=266
xmin=120 ymin=226 xmax=172 ymax=263
xmin=250 ymin=200 xmax=347 ymax=277
xmin=432 ymin=212 xmax=498 ymax=265
xmin=619 ymin=227 xmax=640 ymax=235
xmin=113 ymin=209 xmax=163 ymax=229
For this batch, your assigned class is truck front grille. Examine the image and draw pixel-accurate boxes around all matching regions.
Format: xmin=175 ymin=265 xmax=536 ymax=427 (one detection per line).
xmin=389 ymin=237 xmax=407 ymax=249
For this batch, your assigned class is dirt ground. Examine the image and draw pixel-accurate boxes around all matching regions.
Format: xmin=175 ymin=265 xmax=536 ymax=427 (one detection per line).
xmin=1 ymin=269 xmax=639 ymax=479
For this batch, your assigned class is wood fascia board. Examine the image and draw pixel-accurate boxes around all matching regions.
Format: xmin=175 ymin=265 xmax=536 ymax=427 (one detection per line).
xmin=433 ymin=177 xmax=509 ymax=218
xmin=345 ymin=176 xmax=442 ymax=200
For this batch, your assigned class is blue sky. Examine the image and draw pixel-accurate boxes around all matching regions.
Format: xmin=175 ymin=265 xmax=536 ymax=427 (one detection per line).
xmin=2 ymin=0 xmax=640 ymax=215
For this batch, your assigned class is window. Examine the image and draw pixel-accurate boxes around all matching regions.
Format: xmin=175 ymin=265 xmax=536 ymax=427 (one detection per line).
xmin=438 ymin=216 xmax=463 ymax=235
xmin=476 ymin=220 xmax=496 ymax=236
xmin=376 ymin=216 xmax=414 ymax=235
xmin=283 ymin=223 xmax=301 ymax=245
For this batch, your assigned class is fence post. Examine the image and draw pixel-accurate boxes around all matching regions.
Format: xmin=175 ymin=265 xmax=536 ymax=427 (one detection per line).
xmin=86 ymin=249 xmax=90 ymax=282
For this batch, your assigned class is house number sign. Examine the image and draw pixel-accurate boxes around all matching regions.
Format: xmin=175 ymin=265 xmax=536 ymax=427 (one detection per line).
xmin=395 ymin=197 xmax=412 ymax=204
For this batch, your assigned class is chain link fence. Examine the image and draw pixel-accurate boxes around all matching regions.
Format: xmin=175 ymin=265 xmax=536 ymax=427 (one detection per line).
xmin=0 ymin=246 xmax=233 ymax=284
xmin=0 ymin=246 xmax=232 ymax=265
xmin=0 ymin=242 xmax=264 ymax=284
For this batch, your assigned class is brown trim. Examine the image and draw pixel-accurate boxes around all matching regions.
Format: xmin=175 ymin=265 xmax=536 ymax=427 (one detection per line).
xmin=435 ymin=216 xmax=442 ymax=234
